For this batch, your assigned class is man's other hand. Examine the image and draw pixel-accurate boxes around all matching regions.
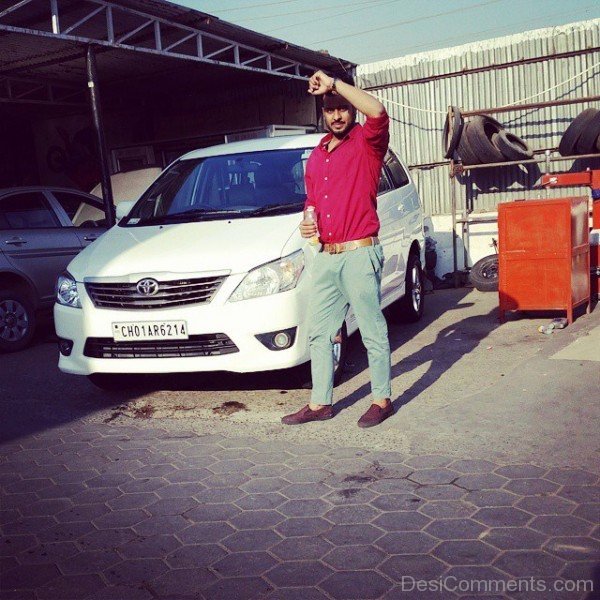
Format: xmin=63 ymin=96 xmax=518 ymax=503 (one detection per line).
xmin=308 ymin=70 xmax=334 ymax=96
xmin=299 ymin=218 xmax=318 ymax=238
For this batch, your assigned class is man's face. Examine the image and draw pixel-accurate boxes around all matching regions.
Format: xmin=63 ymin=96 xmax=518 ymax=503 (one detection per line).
xmin=322 ymin=96 xmax=355 ymax=138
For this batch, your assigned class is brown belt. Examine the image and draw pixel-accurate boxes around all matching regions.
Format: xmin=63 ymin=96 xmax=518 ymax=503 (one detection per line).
xmin=321 ymin=236 xmax=379 ymax=254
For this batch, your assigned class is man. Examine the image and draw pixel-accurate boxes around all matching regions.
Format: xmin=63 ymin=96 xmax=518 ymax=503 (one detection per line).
xmin=282 ymin=70 xmax=393 ymax=428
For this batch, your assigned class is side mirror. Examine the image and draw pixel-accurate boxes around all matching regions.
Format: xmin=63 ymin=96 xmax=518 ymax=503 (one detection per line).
xmin=115 ymin=200 xmax=136 ymax=222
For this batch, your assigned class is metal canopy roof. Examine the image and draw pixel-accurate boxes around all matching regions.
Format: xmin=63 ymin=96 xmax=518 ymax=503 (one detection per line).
xmin=0 ymin=0 xmax=355 ymax=111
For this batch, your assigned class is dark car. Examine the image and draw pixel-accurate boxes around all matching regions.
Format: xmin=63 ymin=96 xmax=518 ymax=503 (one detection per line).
xmin=0 ymin=186 xmax=107 ymax=352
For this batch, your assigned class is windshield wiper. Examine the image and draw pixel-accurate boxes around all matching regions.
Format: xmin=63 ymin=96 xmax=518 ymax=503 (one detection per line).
xmin=247 ymin=202 xmax=304 ymax=216
xmin=135 ymin=208 xmax=244 ymax=224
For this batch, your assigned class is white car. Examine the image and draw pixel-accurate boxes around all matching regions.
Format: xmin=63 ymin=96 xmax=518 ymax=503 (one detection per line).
xmin=54 ymin=135 xmax=425 ymax=389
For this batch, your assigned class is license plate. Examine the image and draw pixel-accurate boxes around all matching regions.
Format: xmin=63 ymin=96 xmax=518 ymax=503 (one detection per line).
xmin=112 ymin=321 xmax=188 ymax=342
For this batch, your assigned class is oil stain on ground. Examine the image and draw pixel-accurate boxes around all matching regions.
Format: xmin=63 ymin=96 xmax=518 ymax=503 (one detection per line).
xmin=212 ymin=401 xmax=249 ymax=416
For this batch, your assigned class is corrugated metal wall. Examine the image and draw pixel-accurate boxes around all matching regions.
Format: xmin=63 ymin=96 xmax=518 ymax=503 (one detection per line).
xmin=356 ymin=19 xmax=600 ymax=216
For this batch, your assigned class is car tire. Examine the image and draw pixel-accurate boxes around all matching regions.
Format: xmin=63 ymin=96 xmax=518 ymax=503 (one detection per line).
xmin=292 ymin=323 xmax=348 ymax=389
xmin=457 ymin=122 xmax=481 ymax=166
xmin=574 ymin=109 xmax=600 ymax=154
xmin=469 ymin=254 xmax=499 ymax=292
xmin=390 ymin=253 xmax=425 ymax=323
xmin=0 ymin=290 xmax=36 ymax=353
xmin=442 ymin=106 xmax=464 ymax=159
xmin=465 ymin=115 xmax=505 ymax=163
xmin=559 ymin=108 xmax=599 ymax=156
xmin=492 ymin=130 xmax=533 ymax=160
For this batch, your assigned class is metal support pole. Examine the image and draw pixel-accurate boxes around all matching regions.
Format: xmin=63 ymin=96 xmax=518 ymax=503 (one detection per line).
xmin=86 ymin=45 xmax=115 ymax=227
xmin=450 ymin=161 xmax=459 ymax=288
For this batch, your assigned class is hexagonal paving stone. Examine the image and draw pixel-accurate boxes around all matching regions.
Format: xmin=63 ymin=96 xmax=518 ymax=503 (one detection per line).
xmin=119 ymin=478 xmax=168 ymax=494
xmin=186 ymin=503 xmax=241 ymax=523
xmin=370 ymin=494 xmax=424 ymax=511
xmin=151 ymin=567 xmax=218 ymax=596
xmin=572 ymin=503 xmax=600 ymax=523
xmin=244 ymin=464 xmax=291 ymax=478
xmin=543 ymin=536 xmax=600 ymax=561
xmin=103 ymin=558 xmax=170 ymax=585
xmin=418 ymin=500 xmax=476 ymax=519
xmin=274 ymin=517 xmax=332 ymax=537
xmin=280 ymin=482 xmax=331 ymax=500
xmin=367 ymin=478 xmax=417 ymax=494
xmin=278 ymin=499 xmax=331 ymax=517
xmin=432 ymin=540 xmax=498 ymax=565
xmin=78 ymin=528 xmax=137 ymax=550
xmin=320 ymin=570 xmax=392 ymax=599
xmin=372 ymin=511 xmax=431 ymax=531
xmin=448 ymin=459 xmax=498 ymax=474
xmin=283 ymin=468 xmax=332 ymax=483
xmin=240 ymin=477 xmax=288 ymax=494
xmin=324 ymin=504 xmax=380 ymax=525
xmin=323 ymin=524 xmax=383 ymax=546
xmin=266 ymin=560 xmax=333 ymax=587
xmin=16 ymin=541 xmax=79 ymax=565
xmin=54 ymin=504 xmax=111 ymax=524
xmin=222 ymin=529 xmax=282 ymax=552
xmin=529 ymin=515 xmax=593 ymax=536
xmin=424 ymin=518 xmax=488 ymax=540
xmin=324 ymin=488 xmax=379 ymax=506
xmin=404 ymin=455 xmax=453 ymax=468
xmin=375 ymin=531 xmax=438 ymax=554
xmin=204 ymin=577 xmax=273 ymax=600
xmin=515 ymin=495 xmax=577 ymax=515
xmin=543 ymin=467 xmax=598 ymax=485
xmin=494 ymin=464 xmax=547 ymax=479
xmin=212 ymin=551 xmax=278 ymax=578
xmin=119 ymin=535 xmax=181 ymax=559
xmin=36 ymin=574 xmax=107 ymax=600
xmin=416 ymin=486 xmax=465 ymax=501
xmin=557 ymin=485 xmax=600 ymax=504
xmin=195 ymin=486 xmax=246 ymax=504
xmin=503 ymin=478 xmax=560 ymax=495
xmin=493 ymin=550 xmax=565 ymax=577
xmin=473 ymin=506 xmax=532 ymax=528
xmin=409 ymin=468 xmax=460 ymax=485
xmin=271 ymin=536 xmax=333 ymax=561
xmin=37 ymin=522 xmax=96 ymax=544
xmin=454 ymin=473 xmax=509 ymax=490
xmin=57 ymin=549 xmax=122 ymax=575
xmin=92 ymin=509 xmax=148 ymax=529
xmin=19 ymin=498 xmax=73 ymax=517
xmin=234 ymin=492 xmax=286 ymax=511
xmin=71 ymin=487 xmax=122 ymax=505
xmin=379 ymin=554 xmax=446 ymax=581
xmin=228 ymin=510 xmax=285 ymax=530
xmin=165 ymin=543 xmax=226 ymax=568
xmin=178 ymin=521 xmax=236 ymax=544
xmin=480 ymin=527 xmax=547 ymax=550
xmin=464 ymin=489 xmax=519 ymax=507
xmin=208 ymin=459 xmax=255 ymax=474
xmin=132 ymin=514 xmax=189 ymax=536
xmin=145 ymin=497 xmax=199 ymax=516
xmin=267 ymin=588 xmax=331 ymax=600
xmin=0 ymin=563 xmax=61 ymax=590
xmin=2 ymin=516 xmax=57 ymax=534
xmin=201 ymin=472 xmax=250 ymax=488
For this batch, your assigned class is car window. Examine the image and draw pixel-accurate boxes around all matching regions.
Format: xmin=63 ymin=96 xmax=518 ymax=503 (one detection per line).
xmin=385 ymin=150 xmax=410 ymax=189
xmin=52 ymin=191 xmax=106 ymax=227
xmin=377 ymin=170 xmax=392 ymax=196
xmin=0 ymin=192 xmax=59 ymax=229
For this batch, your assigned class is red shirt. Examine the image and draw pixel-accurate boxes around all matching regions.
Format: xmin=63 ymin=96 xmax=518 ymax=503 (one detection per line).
xmin=304 ymin=113 xmax=389 ymax=244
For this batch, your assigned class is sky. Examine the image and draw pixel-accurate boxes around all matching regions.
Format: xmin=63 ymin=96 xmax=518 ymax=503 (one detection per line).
xmin=174 ymin=0 xmax=599 ymax=65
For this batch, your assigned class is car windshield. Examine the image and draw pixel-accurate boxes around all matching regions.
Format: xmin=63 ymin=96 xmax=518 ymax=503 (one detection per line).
xmin=121 ymin=148 xmax=312 ymax=226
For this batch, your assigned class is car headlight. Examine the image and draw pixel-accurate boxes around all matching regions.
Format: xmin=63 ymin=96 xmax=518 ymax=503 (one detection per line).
xmin=229 ymin=250 xmax=305 ymax=302
xmin=56 ymin=272 xmax=82 ymax=308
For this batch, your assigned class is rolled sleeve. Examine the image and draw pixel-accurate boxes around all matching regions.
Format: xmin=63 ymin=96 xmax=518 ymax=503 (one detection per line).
xmin=362 ymin=112 xmax=390 ymax=157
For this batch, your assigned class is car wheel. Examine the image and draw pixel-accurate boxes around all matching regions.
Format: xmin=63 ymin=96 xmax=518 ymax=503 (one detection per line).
xmin=391 ymin=254 xmax=425 ymax=323
xmin=469 ymin=254 xmax=499 ymax=292
xmin=0 ymin=291 xmax=36 ymax=353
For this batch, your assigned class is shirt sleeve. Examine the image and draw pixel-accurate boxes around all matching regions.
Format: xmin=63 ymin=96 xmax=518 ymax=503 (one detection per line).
xmin=362 ymin=112 xmax=390 ymax=158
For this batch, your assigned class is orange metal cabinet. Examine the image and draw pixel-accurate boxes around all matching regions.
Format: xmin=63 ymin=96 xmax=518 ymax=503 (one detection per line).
xmin=498 ymin=197 xmax=590 ymax=323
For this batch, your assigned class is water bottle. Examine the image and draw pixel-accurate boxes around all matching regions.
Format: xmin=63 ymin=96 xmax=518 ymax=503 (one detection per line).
xmin=305 ymin=207 xmax=320 ymax=246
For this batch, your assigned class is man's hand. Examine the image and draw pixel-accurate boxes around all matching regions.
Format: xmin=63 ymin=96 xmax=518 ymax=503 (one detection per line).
xmin=299 ymin=217 xmax=318 ymax=238
xmin=308 ymin=70 xmax=334 ymax=96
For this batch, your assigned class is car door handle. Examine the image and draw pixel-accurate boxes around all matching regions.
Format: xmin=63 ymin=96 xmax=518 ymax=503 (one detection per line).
xmin=4 ymin=237 xmax=27 ymax=245
xmin=83 ymin=236 xmax=99 ymax=242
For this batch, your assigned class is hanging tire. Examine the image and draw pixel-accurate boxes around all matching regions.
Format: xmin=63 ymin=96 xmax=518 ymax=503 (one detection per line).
xmin=492 ymin=130 xmax=533 ymax=161
xmin=442 ymin=106 xmax=464 ymax=159
xmin=575 ymin=109 xmax=600 ymax=154
xmin=469 ymin=254 xmax=499 ymax=292
xmin=390 ymin=253 xmax=425 ymax=323
xmin=457 ymin=123 xmax=481 ymax=166
xmin=559 ymin=108 xmax=599 ymax=156
xmin=0 ymin=290 xmax=36 ymax=353
xmin=465 ymin=115 xmax=505 ymax=163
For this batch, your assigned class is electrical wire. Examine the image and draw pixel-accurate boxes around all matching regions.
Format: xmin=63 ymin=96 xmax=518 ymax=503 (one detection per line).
xmin=310 ymin=0 xmax=505 ymax=45
xmin=202 ymin=0 xmax=304 ymax=13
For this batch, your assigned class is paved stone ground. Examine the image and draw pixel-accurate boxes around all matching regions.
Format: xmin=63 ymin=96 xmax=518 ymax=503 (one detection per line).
xmin=1 ymin=422 xmax=599 ymax=599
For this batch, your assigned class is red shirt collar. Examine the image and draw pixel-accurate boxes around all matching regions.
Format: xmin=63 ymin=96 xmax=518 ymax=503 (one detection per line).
xmin=319 ymin=122 xmax=359 ymax=149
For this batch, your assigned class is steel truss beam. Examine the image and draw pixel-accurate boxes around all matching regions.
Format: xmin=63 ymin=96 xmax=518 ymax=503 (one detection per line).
xmin=0 ymin=74 xmax=86 ymax=106
xmin=0 ymin=0 xmax=317 ymax=80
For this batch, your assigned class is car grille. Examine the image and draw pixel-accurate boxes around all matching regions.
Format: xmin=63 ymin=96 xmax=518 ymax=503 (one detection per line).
xmin=85 ymin=276 xmax=226 ymax=309
xmin=83 ymin=334 xmax=238 ymax=358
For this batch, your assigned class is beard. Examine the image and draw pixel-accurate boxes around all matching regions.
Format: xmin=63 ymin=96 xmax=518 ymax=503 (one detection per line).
xmin=327 ymin=120 xmax=355 ymax=139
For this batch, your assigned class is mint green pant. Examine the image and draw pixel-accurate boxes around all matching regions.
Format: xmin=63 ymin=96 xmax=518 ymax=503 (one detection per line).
xmin=308 ymin=244 xmax=391 ymax=406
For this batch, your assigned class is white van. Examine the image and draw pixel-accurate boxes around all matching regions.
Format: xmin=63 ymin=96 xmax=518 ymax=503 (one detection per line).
xmin=54 ymin=134 xmax=425 ymax=389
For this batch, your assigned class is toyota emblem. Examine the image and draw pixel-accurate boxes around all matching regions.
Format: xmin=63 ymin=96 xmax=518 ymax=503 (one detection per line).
xmin=136 ymin=278 xmax=159 ymax=296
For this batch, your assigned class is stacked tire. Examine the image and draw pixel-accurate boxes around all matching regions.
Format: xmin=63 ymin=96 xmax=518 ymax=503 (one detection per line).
xmin=558 ymin=108 xmax=600 ymax=156
xmin=443 ymin=106 xmax=533 ymax=165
